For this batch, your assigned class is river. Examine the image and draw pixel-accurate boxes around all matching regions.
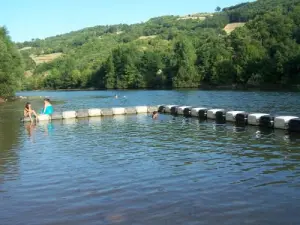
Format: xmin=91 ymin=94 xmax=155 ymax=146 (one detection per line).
xmin=0 ymin=90 xmax=300 ymax=225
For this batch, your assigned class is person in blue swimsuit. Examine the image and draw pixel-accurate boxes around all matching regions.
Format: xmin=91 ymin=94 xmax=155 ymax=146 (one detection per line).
xmin=41 ymin=98 xmax=54 ymax=115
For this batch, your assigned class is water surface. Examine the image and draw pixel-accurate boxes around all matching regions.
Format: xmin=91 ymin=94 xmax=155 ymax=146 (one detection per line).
xmin=0 ymin=90 xmax=300 ymax=225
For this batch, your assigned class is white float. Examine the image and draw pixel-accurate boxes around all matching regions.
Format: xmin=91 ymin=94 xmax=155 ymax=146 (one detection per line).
xmin=38 ymin=114 xmax=51 ymax=121
xmin=77 ymin=109 xmax=89 ymax=118
xmin=226 ymin=111 xmax=246 ymax=122
xmin=51 ymin=112 xmax=63 ymax=120
xmin=274 ymin=116 xmax=299 ymax=130
xmin=17 ymin=105 xmax=300 ymax=134
xmin=248 ymin=113 xmax=270 ymax=126
xmin=135 ymin=106 xmax=148 ymax=113
xmin=62 ymin=111 xmax=77 ymax=119
xmin=147 ymin=106 xmax=159 ymax=113
xmin=112 ymin=107 xmax=126 ymax=115
xmin=165 ymin=105 xmax=178 ymax=113
xmin=101 ymin=108 xmax=113 ymax=116
xmin=207 ymin=109 xmax=225 ymax=119
xmin=191 ymin=107 xmax=207 ymax=117
xmin=88 ymin=108 xmax=102 ymax=117
xmin=177 ymin=106 xmax=192 ymax=115
xmin=125 ymin=107 xmax=137 ymax=114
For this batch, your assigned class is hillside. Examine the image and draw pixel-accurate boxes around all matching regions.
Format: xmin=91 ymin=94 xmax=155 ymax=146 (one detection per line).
xmin=31 ymin=53 xmax=63 ymax=65
xmin=223 ymin=23 xmax=245 ymax=34
xmin=17 ymin=0 xmax=300 ymax=91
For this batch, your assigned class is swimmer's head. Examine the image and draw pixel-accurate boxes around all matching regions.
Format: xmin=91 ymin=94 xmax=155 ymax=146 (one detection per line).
xmin=152 ymin=111 xmax=158 ymax=118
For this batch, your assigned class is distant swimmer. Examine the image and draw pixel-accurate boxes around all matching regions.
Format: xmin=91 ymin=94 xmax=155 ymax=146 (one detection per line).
xmin=152 ymin=111 xmax=158 ymax=119
xmin=114 ymin=94 xmax=118 ymax=99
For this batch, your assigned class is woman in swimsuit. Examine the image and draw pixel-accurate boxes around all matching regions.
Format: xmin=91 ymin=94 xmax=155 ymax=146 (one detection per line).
xmin=24 ymin=102 xmax=38 ymax=122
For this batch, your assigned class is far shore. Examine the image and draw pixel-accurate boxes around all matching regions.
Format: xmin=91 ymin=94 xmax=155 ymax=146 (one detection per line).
xmin=1 ymin=84 xmax=299 ymax=104
xmin=20 ymin=84 xmax=300 ymax=92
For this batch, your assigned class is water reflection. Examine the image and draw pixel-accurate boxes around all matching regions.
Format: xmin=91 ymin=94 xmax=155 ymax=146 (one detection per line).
xmin=62 ymin=118 xmax=77 ymax=125
xmin=1 ymin=91 xmax=300 ymax=225
xmin=88 ymin=117 xmax=101 ymax=124
xmin=24 ymin=122 xmax=36 ymax=142
xmin=36 ymin=120 xmax=55 ymax=136
xmin=0 ymin=101 xmax=22 ymax=184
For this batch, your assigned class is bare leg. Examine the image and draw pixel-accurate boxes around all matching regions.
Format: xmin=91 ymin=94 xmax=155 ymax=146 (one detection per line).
xmin=32 ymin=110 xmax=38 ymax=122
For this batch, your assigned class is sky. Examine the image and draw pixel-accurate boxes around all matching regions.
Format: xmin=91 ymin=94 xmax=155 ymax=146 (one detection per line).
xmin=1 ymin=0 xmax=251 ymax=42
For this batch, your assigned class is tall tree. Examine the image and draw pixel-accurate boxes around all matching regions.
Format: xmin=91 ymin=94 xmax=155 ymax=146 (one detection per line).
xmin=215 ymin=6 xmax=221 ymax=12
xmin=172 ymin=37 xmax=200 ymax=88
xmin=230 ymin=27 xmax=267 ymax=85
xmin=139 ymin=51 xmax=166 ymax=88
xmin=104 ymin=55 xmax=116 ymax=89
xmin=0 ymin=27 xmax=24 ymax=97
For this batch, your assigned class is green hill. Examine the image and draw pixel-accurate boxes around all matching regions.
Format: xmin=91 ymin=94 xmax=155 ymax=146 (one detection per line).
xmin=14 ymin=0 xmax=300 ymax=90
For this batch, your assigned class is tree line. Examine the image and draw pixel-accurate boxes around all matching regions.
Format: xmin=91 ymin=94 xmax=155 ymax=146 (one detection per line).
xmin=2 ymin=0 xmax=300 ymax=97
xmin=25 ymin=4 xmax=300 ymax=90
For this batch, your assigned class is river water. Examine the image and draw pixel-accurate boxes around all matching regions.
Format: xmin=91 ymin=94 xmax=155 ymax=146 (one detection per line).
xmin=0 ymin=90 xmax=300 ymax=225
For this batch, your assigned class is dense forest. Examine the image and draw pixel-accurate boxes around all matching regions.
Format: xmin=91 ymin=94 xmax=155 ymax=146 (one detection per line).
xmin=0 ymin=27 xmax=23 ymax=98
xmin=2 ymin=0 xmax=300 ymax=97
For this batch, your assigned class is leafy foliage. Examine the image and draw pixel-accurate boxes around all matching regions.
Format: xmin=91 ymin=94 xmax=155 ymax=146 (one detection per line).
xmin=0 ymin=27 xmax=24 ymax=97
xmin=16 ymin=0 xmax=300 ymax=90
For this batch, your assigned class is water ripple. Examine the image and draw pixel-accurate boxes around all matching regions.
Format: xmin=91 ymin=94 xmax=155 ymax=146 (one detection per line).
xmin=1 ymin=90 xmax=300 ymax=225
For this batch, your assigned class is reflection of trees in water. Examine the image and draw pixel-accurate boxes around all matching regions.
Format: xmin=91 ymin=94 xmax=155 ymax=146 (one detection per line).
xmin=174 ymin=118 xmax=300 ymax=165
xmin=0 ymin=101 xmax=23 ymax=179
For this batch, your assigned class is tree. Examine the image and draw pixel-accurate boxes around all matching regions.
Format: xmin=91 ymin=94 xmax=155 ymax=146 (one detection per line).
xmin=172 ymin=37 xmax=200 ymax=88
xmin=215 ymin=6 xmax=221 ymax=12
xmin=230 ymin=27 xmax=267 ymax=85
xmin=19 ymin=0 xmax=300 ymax=90
xmin=139 ymin=51 xmax=166 ymax=88
xmin=104 ymin=55 xmax=115 ymax=89
xmin=197 ymin=35 xmax=234 ymax=84
xmin=0 ymin=27 xmax=24 ymax=97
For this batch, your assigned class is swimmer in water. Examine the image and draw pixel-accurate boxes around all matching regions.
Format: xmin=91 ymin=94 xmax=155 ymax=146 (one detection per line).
xmin=152 ymin=111 xmax=158 ymax=119
xmin=114 ymin=94 xmax=118 ymax=99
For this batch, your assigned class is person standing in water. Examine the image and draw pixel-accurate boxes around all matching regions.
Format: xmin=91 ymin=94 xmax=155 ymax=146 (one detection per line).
xmin=24 ymin=102 xmax=38 ymax=122
xmin=42 ymin=98 xmax=54 ymax=115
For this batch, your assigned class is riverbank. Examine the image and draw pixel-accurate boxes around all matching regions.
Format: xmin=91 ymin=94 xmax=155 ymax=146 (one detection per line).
xmin=0 ymin=95 xmax=38 ymax=104
xmin=21 ymin=84 xmax=300 ymax=93
xmin=1 ymin=83 xmax=298 ymax=104
xmin=0 ymin=97 xmax=6 ymax=103
xmin=198 ymin=84 xmax=300 ymax=92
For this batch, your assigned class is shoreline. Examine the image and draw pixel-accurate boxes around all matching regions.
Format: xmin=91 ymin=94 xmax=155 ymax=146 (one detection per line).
xmin=0 ymin=97 xmax=6 ymax=104
xmin=2 ymin=84 xmax=299 ymax=103
xmin=21 ymin=84 xmax=300 ymax=92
